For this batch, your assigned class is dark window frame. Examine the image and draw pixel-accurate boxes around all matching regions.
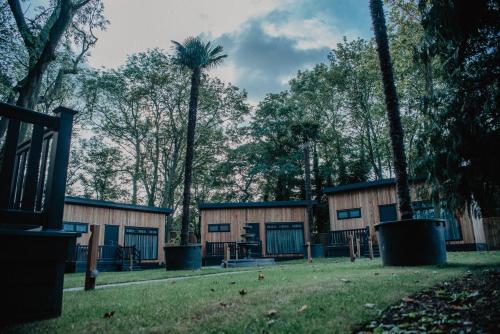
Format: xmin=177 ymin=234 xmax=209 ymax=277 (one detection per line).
xmin=124 ymin=226 xmax=159 ymax=260
xmin=63 ymin=221 xmax=88 ymax=233
xmin=336 ymin=208 xmax=362 ymax=220
xmin=208 ymin=223 xmax=231 ymax=233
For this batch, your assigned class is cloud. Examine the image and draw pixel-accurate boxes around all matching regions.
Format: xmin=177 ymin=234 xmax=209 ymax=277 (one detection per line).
xmin=86 ymin=0 xmax=372 ymax=104
xmin=210 ymin=0 xmax=373 ymax=103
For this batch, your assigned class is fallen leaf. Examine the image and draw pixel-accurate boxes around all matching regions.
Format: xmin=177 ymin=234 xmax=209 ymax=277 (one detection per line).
xmin=364 ymin=303 xmax=376 ymax=309
xmin=298 ymin=305 xmax=308 ymax=313
xmin=267 ymin=319 xmax=276 ymax=325
xmin=266 ymin=309 xmax=278 ymax=317
xmin=374 ymin=272 xmax=379 ymax=275
xmin=210 ymin=288 xmax=215 ymax=292
xmin=340 ymin=278 xmax=351 ymax=283
xmin=103 ymin=311 xmax=115 ymax=318
xmin=230 ymin=281 xmax=236 ymax=285
xmin=239 ymin=289 xmax=247 ymax=296
xmin=258 ymin=273 xmax=265 ymax=281
xmin=468 ymin=291 xmax=479 ymax=298
xmin=402 ymin=297 xmax=415 ymax=303
xmin=219 ymin=302 xmax=228 ymax=307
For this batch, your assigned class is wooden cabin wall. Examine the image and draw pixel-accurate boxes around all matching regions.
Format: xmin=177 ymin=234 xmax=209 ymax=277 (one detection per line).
xmin=200 ymin=207 xmax=308 ymax=257
xmin=63 ymin=204 xmax=165 ymax=263
xmin=328 ymin=185 xmax=480 ymax=246
xmin=482 ymin=217 xmax=500 ymax=249
xmin=328 ymin=185 xmax=397 ymax=241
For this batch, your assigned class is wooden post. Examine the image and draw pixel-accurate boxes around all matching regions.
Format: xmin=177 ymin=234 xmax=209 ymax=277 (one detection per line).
xmin=307 ymin=241 xmax=312 ymax=263
xmin=85 ymin=224 xmax=100 ymax=291
xmin=235 ymin=244 xmax=239 ymax=260
xmin=348 ymin=235 xmax=355 ymax=262
xmin=356 ymin=237 xmax=361 ymax=258
xmin=129 ymin=249 xmax=133 ymax=271
xmin=224 ymin=243 xmax=229 ymax=261
xmin=368 ymin=238 xmax=374 ymax=260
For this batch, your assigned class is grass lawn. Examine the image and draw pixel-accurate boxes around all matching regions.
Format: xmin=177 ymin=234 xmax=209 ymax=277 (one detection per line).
xmin=7 ymin=251 xmax=500 ymax=334
xmin=64 ymin=266 xmax=254 ymax=289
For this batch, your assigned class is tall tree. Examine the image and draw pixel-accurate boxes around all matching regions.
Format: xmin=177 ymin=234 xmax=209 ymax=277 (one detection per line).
xmin=7 ymin=0 xmax=103 ymax=109
xmin=417 ymin=0 xmax=500 ymax=217
xmin=172 ymin=37 xmax=227 ymax=245
xmin=370 ymin=0 xmax=413 ymax=219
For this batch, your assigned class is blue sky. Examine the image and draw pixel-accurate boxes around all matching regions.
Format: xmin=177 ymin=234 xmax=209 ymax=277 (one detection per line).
xmin=83 ymin=0 xmax=372 ymax=104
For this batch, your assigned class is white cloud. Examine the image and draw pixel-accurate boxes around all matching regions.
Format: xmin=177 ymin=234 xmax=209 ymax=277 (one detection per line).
xmin=88 ymin=0 xmax=285 ymax=69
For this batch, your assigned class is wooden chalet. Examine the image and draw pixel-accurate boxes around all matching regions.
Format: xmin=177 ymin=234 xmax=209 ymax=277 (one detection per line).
xmin=324 ymin=178 xmax=488 ymax=253
xmin=64 ymin=197 xmax=173 ymax=272
xmin=199 ymin=201 xmax=314 ymax=264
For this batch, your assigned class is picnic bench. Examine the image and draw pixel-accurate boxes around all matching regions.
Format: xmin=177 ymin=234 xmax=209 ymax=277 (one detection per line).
xmin=0 ymin=102 xmax=77 ymax=325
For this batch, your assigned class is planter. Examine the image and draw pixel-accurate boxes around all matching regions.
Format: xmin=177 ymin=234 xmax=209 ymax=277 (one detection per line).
xmin=375 ymin=219 xmax=447 ymax=266
xmin=164 ymin=244 xmax=202 ymax=270
xmin=0 ymin=229 xmax=77 ymax=325
xmin=303 ymin=243 xmax=325 ymax=258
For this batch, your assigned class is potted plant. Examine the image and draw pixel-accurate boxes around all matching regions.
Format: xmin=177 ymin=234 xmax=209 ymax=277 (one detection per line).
xmin=164 ymin=37 xmax=227 ymax=270
xmin=369 ymin=0 xmax=446 ymax=265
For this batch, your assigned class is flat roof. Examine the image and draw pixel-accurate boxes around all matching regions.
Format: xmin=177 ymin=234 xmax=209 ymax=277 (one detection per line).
xmin=323 ymin=178 xmax=397 ymax=194
xmin=199 ymin=200 xmax=316 ymax=210
xmin=64 ymin=196 xmax=173 ymax=215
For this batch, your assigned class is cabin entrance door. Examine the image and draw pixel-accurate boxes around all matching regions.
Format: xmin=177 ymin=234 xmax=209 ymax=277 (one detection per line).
xmin=104 ymin=225 xmax=120 ymax=246
xmin=379 ymin=204 xmax=398 ymax=222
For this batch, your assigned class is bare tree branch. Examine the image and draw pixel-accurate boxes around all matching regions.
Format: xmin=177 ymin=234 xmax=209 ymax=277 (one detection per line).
xmin=7 ymin=0 xmax=34 ymax=49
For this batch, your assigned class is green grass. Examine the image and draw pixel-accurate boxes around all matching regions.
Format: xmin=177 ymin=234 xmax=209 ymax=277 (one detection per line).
xmin=7 ymin=251 xmax=500 ymax=334
xmin=64 ymin=266 xmax=253 ymax=289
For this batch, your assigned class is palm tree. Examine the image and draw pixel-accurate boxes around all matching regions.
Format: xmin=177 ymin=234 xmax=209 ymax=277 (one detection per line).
xmin=369 ymin=0 xmax=413 ymax=220
xmin=292 ymin=120 xmax=319 ymax=233
xmin=172 ymin=37 xmax=227 ymax=245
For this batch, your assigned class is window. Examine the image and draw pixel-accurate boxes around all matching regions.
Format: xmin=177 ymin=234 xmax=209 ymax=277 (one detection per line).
xmin=412 ymin=201 xmax=462 ymax=241
xmin=124 ymin=227 xmax=158 ymax=260
xmin=336 ymin=208 xmax=362 ymax=220
xmin=63 ymin=222 xmax=88 ymax=233
xmin=265 ymin=222 xmax=304 ymax=255
xmin=208 ymin=224 xmax=230 ymax=232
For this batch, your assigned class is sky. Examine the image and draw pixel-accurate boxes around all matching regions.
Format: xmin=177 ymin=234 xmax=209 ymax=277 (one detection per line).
xmin=74 ymin=0 xmax=373 ymax=104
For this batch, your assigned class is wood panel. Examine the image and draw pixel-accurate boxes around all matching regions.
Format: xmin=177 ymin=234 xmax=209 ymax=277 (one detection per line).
xmin=200 ymin=206 xmax=309 ymax=257
xmin=482 ymin=217 xmax=500 ymax=249
xmin=328 ymin=184 xmax=481 ymax=246
xmin=63 ymin=203 xmax=166 ymax=263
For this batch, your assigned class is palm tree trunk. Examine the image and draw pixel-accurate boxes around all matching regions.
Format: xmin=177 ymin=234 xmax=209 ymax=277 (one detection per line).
xmin=370 ymin=0 xmax=413 ymax=220
xmin=180 ymin=67 xmax=201 ymax=245
xmin=303 ymin=140 xmax=314 ymax=234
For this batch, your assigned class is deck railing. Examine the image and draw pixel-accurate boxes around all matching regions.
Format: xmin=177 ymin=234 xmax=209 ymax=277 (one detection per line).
xmin=0 ymin=102 xmax=76 ymax=229
xmin=206 ymin=241 xmax=261 ymax=258
xmin=74 ymin=244 xmax=142 ymax=267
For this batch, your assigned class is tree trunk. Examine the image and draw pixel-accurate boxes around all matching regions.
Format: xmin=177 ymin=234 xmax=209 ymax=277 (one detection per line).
xmin=370 ymin=0 xmax=413 ymax=220
xmin=303 ymin=140 xmax=314 ymax=234
xmin=15 ymin=1 xmax=75 ymax=109
xmin=180 ymin=67 xmax=201 ymax=245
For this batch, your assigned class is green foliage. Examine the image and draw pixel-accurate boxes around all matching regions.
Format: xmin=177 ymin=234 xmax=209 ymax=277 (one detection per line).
xmin=171 ymin=36 xmax=227 ymax=71
xmin=416 ymin=0 xmax=500 ymax=216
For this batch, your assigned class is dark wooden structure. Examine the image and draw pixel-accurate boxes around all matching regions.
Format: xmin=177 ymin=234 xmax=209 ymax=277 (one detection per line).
xmin=63 ymin=196 xmax=173 ymax=272
xmin=0 ymin=102 xmax=78 ymax=325
xmin=199 ymin=201 xmax=314 ymax=265
xmin=326 ymin=227 xmax=380 ymax=258
xmin=324 ymin=178 xmax=488 ymax=252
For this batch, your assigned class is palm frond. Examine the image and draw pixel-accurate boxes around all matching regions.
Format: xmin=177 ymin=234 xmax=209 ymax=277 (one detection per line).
xmin=171 ymin=36 xmax=227 ymax=71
